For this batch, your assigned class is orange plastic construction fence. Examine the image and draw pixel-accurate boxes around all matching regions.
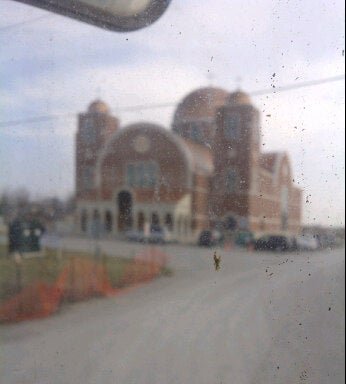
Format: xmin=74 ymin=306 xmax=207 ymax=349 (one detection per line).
xmin=0 ymin=247 xmax=168 ymax=323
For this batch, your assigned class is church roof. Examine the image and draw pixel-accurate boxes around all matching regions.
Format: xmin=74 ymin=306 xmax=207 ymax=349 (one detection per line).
xmin=227 ymin=90 xmax=252 ymax=107
xmin=88 ymin=99 xmax=110 ymax=114
xmin=260 ymin=152 xmax=279 ymax=173
xmin=173 ymin=87 xmax=229 ymax=127
xmin=260 ymin=152 xmax=288 ymax=177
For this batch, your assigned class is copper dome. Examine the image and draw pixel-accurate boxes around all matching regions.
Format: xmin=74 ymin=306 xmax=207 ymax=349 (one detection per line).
xmin=173 ymin=87 xmax=229 ymax=126
xmin=227 ymin=90 xmax=252 ymax=107
xmin=88 ymin=100 xmax=110 ymax=114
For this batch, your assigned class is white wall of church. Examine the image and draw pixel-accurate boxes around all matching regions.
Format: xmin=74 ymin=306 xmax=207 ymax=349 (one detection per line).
xmin=76 ymin=193 xmax=194 ymax=243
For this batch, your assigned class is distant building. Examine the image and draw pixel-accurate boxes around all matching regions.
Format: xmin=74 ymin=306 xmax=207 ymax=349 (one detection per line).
xmin=75 ymin=88 xmax=302 ymax=242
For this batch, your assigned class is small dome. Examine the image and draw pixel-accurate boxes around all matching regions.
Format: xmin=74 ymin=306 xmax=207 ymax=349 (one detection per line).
xmin=227 ymin=90 xmax=252 ymax=107
xmin=173 ymin=87 xmax=229 ymax=126
xmin=88 ymin=100 xmax=110 ymax=114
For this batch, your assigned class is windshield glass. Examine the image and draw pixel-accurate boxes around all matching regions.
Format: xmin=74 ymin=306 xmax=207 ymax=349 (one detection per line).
xmin=0 ymin=1 xmax=345 ymax=383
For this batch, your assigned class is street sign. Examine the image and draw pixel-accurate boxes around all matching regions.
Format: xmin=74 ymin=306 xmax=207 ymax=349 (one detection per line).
xmin=14 ymin=0 xmax=172 ymax=32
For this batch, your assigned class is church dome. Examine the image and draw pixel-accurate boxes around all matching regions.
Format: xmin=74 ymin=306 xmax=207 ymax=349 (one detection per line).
xmin=88 ymin=100 xmax=110 ymax=114
xmin=227 ymin=90 xmax=252 ymax=107
xmin=173 ymin=87 xmax=229 ymax=126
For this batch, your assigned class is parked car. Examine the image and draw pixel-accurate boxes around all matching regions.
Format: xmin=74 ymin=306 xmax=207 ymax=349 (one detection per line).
xmin=125 ymin=230 xmax=145 ymax=243
xmin=235 ymin=231 xmax=254 ymax=247
xmin=198 ymin=230 xmax=214 ymax=247
xmin=295 ymin=234 xmax=319 ymax=251
xmin=198 ymin=230 xmax=223 ymax=247
xmin=254 ymin=235 xmax=294 ymax=252
xmin=148 ymin=225 xmax=165 ymax=244
xmin=126 ymin=225 xmax=174 ymax=244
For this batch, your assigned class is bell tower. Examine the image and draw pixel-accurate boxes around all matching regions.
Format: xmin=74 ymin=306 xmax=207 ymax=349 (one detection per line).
xmin=210 ymin=91 xmax=260 ymax=225
xmin=76 ymin=100 xmax=119 ymax=199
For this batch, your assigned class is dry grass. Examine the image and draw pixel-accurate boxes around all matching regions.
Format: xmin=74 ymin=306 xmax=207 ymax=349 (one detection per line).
xmin=0 ymin=246 xmax=133 ymax=304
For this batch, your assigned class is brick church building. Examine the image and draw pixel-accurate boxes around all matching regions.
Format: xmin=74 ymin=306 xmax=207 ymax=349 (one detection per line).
xmin=75 ymin=87 xmax=302 ymax=242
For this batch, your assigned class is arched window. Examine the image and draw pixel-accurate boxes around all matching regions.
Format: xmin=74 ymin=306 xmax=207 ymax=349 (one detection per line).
xmin=226 ymin=169 xmax=238 ymax=193
xmin=93 ymin=210 xmax=100 ymax=221
xmin=82 ymin=166 xmax=94 ymax=191
xmin=92 ymin=209 xmax=101 ymax=237
xmin=126 ymin=162 xmax=159 ymax=188
xmin=137 ymin=212 xmax=145 ymax=231
xmin=281 ymin=187 xmax=289 ymax=231
xmin=225 ymin=113 xmax=241 ymax=140
xmin=117 ymin=191 xmax=133 ymax=232
xmin=184 ymin=217 xmax=189 ymax=235
xmin=151 ymin=212 xmax=160 ymax=226
xmin=165 ymin=213 xmax=174 ymax=231
xmin=81 ymin=210 xmax=88 ymax=233
xmin=105 ymin=211 xmax=113 ymax=233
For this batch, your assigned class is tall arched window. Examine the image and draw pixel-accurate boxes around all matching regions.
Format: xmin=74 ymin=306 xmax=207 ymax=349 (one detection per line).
xmin=281 ymin=187 xmax=289 ymax=231
xmin=151 ymin=212 xmax=160 ymax=226
xmin=165 ymin=213 xmax=174 ymax=231
xmin=184 ymin=217 xmax=189 ymax=236
xmin=81 ymin=210 xmax=88 ymax=233
xmin=105 ymin=211 xmax=113 ymax=233
xmin=92 ymin=209 xmax=101 ymax=237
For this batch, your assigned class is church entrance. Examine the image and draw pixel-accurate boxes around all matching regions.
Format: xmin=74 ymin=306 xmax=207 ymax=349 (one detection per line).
xmin=117 ymin=191 xmax=133 ymax=232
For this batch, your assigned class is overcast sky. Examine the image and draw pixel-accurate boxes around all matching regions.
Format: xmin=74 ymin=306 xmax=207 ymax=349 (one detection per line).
xmin=0 ymin=0 xmax=345 ymax=226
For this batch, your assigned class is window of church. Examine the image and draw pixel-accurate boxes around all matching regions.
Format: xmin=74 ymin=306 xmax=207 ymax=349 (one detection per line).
xmin=91 ymin=209 xmax=102 ymax=238
xmin=105 ymin=211 xmax=113 ymax=233
xmin=151 ymin=213 xmax=160 ymax=230
xmin=190 ymin=123 xmax=201 ymax=141
xmin=281 ymin=187 xmax=289 ymax=230
xmin=184 ymin=217 xmax=189 ymax=235
xmin=126 ymin=162 xmax=158 ymax=188
xmin=225 ymin=114 xmax=241 ymax=140
xmin=165 ymin=213 xmax=174 ymax=231
xmin=81 ymin=117 xmax=96 ymax=143
xmin=127 ymin=164 xmax=136 ymax=187
xmin=82 ymin=166 xmax=94 ymax=190
xmin=81 ymin=210 xmax=88 ymax=233
xmin=226 ymin=169 xmax=238 ymax=193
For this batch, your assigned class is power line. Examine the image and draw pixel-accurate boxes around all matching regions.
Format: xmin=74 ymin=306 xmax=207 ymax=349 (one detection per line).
xmin=116 ymin=74 xmax=346 ymax=112
xmin=0 ymin=14 xmax=53 ymax=32
xmin=0 ymin=113 xmax=75 ymax=128
xmin=251 ymin=74 xmax=345 ymax=96
xmin=0 ymin=74 xmax=344 ymax=129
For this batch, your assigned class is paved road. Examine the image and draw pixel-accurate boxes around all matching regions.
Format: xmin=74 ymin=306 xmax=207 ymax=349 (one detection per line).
xmin=0 ymin=238 xmax=344 ymax=384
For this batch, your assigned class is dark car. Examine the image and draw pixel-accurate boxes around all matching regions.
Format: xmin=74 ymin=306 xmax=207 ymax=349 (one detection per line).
xmin=198 ymin=230 xmax=223 ymax=247
xmin=198 ymin=230 xmax=214 ymax=247
xmin=147 ymin=224 xmax=167 ymax=244
xmin=254 ymin=235 xmax=293 ymax=252
xmin=148 ymin=226 xmax=164 ymax=244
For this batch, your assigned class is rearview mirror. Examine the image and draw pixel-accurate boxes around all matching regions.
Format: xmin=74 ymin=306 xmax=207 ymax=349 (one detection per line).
xmin=15 ymin=0 xmax=172 ymax=32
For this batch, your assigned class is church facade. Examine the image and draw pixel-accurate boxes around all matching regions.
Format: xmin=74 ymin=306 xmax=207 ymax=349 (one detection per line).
xmin=75 ymin=87 xmax=302 ymax=242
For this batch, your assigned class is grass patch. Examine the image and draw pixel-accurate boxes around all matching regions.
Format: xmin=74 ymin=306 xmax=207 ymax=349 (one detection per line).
xmin=0 ymin=246 xmax=134 ymax=304
xmin=101 ymin=255 xmax=131 ymax=288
